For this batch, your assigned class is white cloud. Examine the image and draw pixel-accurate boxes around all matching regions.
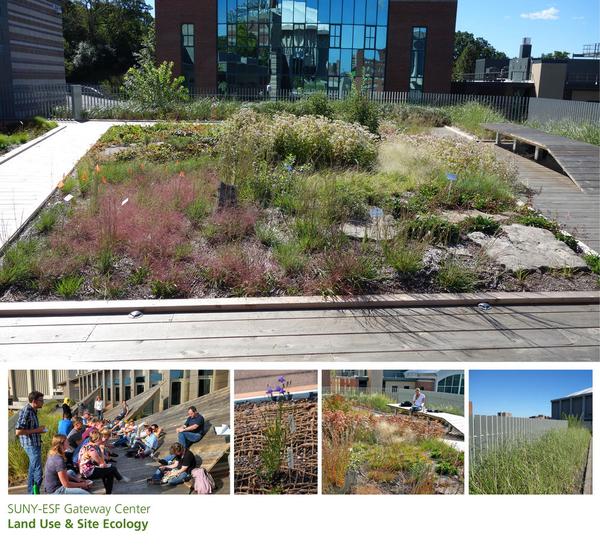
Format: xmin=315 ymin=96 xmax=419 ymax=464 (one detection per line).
xmin=520 ymin=7 xmax=560 ymax=20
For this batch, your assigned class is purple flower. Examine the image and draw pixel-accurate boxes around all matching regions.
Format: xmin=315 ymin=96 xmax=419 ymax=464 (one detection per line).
xmin=278 ymin=376 xmax=286 ymax=384
xmin=275 ymin=385 xmax=284 ymax=394
xmin=266 ymin=385 xmax=274 ymax=395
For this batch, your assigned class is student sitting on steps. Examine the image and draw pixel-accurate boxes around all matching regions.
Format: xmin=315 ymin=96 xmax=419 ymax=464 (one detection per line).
xmin=147 ymin=443 xmax=196 ymax=486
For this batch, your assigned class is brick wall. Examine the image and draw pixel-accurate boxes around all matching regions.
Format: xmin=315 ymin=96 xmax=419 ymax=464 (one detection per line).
xmin=155 ymin=0 xmax=217 ymax=90
xmin=385 ymin=0 xmax=457 ymax=92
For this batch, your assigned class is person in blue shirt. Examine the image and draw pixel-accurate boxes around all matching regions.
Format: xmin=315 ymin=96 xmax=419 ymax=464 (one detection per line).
xmin=15 ymin=391 xmax=46 ymax=494
xmin=57 ymin=412 xmax=73 ymax=436
xmin=176 ymin=406 xmax=205 ymax=450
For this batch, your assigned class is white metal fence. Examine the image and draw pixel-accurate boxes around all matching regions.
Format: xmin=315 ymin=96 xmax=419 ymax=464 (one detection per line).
xmin=528 ymin=97 xmax=600 ymax=125
xmin=470 ymin=415 xmax=567 ymax=461
xmin=323 ymin=386 xmax=464 ymax=414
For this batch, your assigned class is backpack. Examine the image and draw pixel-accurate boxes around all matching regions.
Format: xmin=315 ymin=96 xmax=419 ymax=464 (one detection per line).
xmin=400 ymin=401 xmax=412 ymax=407
xmin=191 ymin=467 xmax=216 ymax=494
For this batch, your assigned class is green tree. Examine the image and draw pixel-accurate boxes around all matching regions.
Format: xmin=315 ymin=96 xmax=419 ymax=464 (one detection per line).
xmin=122 ymin=60 xmax=189 ymax=110
xmin=453 ymin=31 xmax=507 ymax=78
xmin=541 ymin=51 xmax=571 ymax=60
xmin=63 ymin=0 xmax=153 ymax=84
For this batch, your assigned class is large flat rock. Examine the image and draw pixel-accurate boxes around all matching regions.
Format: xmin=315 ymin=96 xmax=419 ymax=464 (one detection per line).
xmin=469 ymin=224 xmax=588 ymax=271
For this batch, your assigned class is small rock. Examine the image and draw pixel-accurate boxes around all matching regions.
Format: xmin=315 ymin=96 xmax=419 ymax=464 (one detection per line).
xmin=98 ymin=146 xmax=134 ymax=159
xmin=439 ymin=209 xmax=510 ymax=224
xmin=342 ymin=215 xmax=398 ymax=241
xmin=468 ymin=224 xmax=588 ymax=271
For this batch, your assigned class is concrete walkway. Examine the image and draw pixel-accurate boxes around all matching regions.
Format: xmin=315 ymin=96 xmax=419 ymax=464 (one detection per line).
xmin=387 ymin=404 xmax=466 ymax=436
xmin=0 ymin=121 xmax=115 ymax=250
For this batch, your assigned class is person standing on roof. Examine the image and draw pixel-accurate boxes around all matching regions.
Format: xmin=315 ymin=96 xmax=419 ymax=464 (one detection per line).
xmin=176 ymin=406 xmax=205 ymax=450
xmin=411 ymin=388 xmax=426 ymax=415
xmin=94 ymin=395 xmax=104 ymax=420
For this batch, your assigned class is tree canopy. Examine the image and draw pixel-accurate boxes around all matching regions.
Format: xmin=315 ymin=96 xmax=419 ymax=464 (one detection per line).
xmin=63 ymin=0 xmax=153 ymax=84
xmin=541 ymin=51 xmax=571 ymax=60
xmin=453 ymin=31 xmax=508 ymax=79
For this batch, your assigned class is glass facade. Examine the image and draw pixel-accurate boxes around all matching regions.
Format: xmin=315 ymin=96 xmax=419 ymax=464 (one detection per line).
xmin=409 ymin=26 xmax=426 ymax=91
xmin=217 ymin=0 xmax=389 ymax=94
xmin=437 ymin=373 xmax=464 ymax=395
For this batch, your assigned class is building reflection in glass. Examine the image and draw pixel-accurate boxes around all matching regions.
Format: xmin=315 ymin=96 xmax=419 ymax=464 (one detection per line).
xmin=217 ymin=0 xmax=389 ymax=95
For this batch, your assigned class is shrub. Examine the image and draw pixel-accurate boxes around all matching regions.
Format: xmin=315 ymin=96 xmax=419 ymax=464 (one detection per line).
xmin=584 ymin=253 xmax=600 ymax=275
xmin=462 ymin=215 xmax=501 ymax=235
xmin=55 ymin=275 xmax=84 ymax=298
xmin=445 ymin=101 xmax=506 ymax=138
xmin=35 ymin=205 xmax=63 ymax=234
xmin=122 ymin=60 xmax=189 ymax=110
xmin=405 ymin=215 xmax=461 ymax=245
xmin=383 ymin=239 xmax=423 ymax=277
xmin=382 ymin=104 xmax=450 ymax=129
xmin=217 ymin=110 xmax=378 ymax=179
xmin=436 ymin=260 xmax=477 ymax=292
xmin=338 ymin=80 xmax=380 ymax=134
xmin=150 ymin=279 xmax=180 ymax=299
xmin=204 ymin=206 xmax=258 ymax=244
xmin=314 ymin=252 xmax=380 ymax=295
xmin=273 ymin=241 xmax=307 ymax=275
xmin=0 ymin=239 xmax=39 ymax=290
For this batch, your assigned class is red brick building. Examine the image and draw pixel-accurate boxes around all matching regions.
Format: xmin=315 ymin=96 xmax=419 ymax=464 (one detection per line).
xmin=155 ymin=0 xmax=457 ymax=94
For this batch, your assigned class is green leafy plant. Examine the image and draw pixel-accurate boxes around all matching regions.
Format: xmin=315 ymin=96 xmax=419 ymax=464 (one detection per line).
xmin=436 ymin=259 xmax=477 ymax=292
xmin=122 ymin=60 xmax=189 ymax=110
xmin=55 ymin=275 xmax=84 ymax=298
xmin=462 ymin=215 xmax=501 ymax=236
xmin=150 ymin=279 xmax=180 ymax=298
xmin=405 ymin=215 xmax=461 ymax=245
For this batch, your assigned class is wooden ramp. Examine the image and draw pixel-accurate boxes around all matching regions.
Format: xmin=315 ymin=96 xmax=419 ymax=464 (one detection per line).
xmin=493 ymin=145 xmax=600 ymax=253
xmin=482 ymin=123 xmax=600 ymax=194
xmin=387 ymin=404 xmax=465 ymax=436
xmin=103 ymin=382 xmax=163 ymax=423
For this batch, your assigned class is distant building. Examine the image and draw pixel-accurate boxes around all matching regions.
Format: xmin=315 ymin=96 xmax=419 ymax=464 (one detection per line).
xmin=0 ymin=0 xmax=66 ymax=122
xmin=327 ymin=370 xmax=464 ymax=395
xmin=8 ymin=370 xmax=229 ymax=413
xmin=551 ymin=387 xmax=592 ymax=430
xmin=457 ymin=38 xmax=599 ymax=101
xmin=497 ymin=412 xmax=512 ymax=417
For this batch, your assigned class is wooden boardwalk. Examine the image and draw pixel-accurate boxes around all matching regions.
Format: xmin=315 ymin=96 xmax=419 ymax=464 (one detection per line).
xmin=0 ymin=302 xmax=598 ymax=361
xmin=493 ymin=145 xmax=600 ymax=253
xmin=482 ymin=123 xmax=600 ymax=194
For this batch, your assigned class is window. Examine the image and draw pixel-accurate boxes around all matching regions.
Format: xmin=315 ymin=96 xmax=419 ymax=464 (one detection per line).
xmin=437 ymin=374 xmax=464 ymax=395
xmin=409 ymin=26 xmax=427 ymax=92
xmin=365 ymin=26 xmax=376 ymax=49
xmin=391 ymin=385 xmax=398 ymax=393
xmin=330 ymin=24 xmax=341 ymax=48
xmin=181 ymin=23 xmax=195 ymax=89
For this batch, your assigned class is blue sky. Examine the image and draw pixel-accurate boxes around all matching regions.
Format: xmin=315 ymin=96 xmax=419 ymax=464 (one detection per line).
xmin=144 ymin=1 xmax=598 ymax=57
xmin=470 ymin=370 xmax=593 ymax=417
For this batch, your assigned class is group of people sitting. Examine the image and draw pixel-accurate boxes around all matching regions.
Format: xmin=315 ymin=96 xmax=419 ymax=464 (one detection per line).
xmin=16 ymin=390 xmax=206 ymax=495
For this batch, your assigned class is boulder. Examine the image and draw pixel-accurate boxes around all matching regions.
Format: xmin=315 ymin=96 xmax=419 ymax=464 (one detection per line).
xmin=468 ymin=224 xmax=587 ymax=271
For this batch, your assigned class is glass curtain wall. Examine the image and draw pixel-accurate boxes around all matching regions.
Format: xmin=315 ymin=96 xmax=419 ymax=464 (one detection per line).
xmin=217 ymin=0 xmax=389 ymax=95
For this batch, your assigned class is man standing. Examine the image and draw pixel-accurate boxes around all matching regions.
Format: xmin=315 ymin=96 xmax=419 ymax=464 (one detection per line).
xmin=411 ymin=388 xmax=426 ymax=415
xmin=15 ymin=391 xmax=46 ymax=494
xmin=176 ymin=406 xmax=205 ymax=450
xmin=94 ymin=395 xmax=104 ymax=420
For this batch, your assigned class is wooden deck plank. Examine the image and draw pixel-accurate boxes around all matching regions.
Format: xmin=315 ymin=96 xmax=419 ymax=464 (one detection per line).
xmin=1 ymin=310 xmax=598 ymax=345
xmin=1 ymin=303 xmax=599 ymax=328
xmin=0 ymin=326 xmax=596 ymax=362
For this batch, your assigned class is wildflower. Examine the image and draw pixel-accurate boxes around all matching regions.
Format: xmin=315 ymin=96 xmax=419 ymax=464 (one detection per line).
xmin=277 ymin=376 xmax=286 ymax=384
xmin=266 ymin=385 xmax=274 ymax=396
xmin=95 ymin=164 xmax=101 ymax=173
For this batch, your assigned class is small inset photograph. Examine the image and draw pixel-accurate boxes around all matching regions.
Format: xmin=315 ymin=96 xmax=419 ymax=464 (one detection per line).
xmin=8 ymin=369 xmax=230 ymax=495
xmin=469 ymin=370 xmax=593 ymax=495
xmin=322 ymin=370 xmax=465 ymax=495
xmin=234 ymin=370 xmax=318 ymax=494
